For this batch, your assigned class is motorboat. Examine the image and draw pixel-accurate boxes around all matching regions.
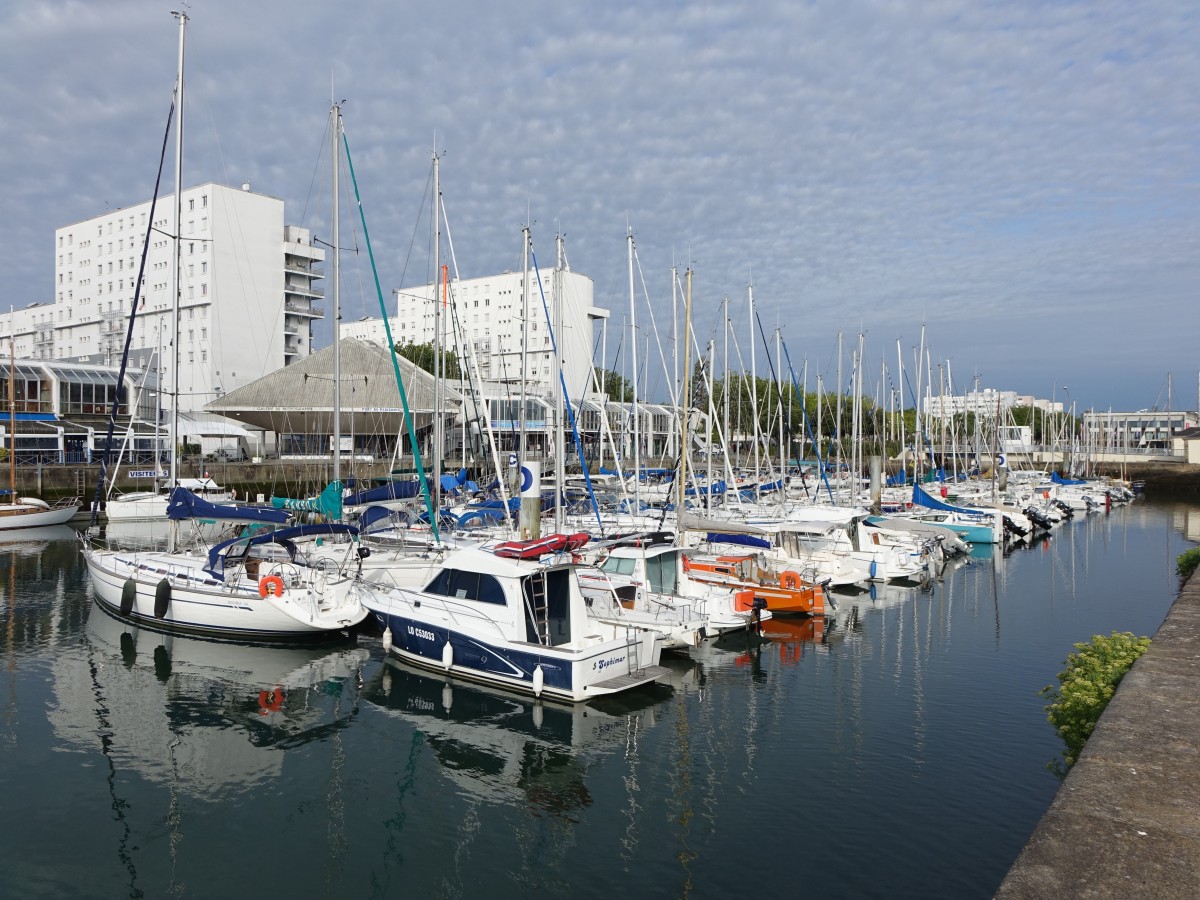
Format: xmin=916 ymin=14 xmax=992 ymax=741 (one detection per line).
xmin=354 ymin=546 xmax=669 ymax=703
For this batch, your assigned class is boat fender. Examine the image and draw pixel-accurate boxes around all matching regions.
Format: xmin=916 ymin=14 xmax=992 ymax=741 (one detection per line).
xmin=869 ymin=559 xmax=878 ymax=581
xmin=259 ymin=575 xmax=286 ymax=599
xmin=781 ymin=571 xmax=800 ymax=591
xmin=381 ymin=626 xmax=393 ymax=653
xmin=120 ymin=578 xmax=137 ymax=616
xmin=441 ymin=640 xmax=454 ymax=670
xmin=257 ymin=686 xmax=284 ymax=715
xmin=154 ymin=578 xmax=172 ymax=619
xmin=532 ymin=664 xmax=545 ymax=697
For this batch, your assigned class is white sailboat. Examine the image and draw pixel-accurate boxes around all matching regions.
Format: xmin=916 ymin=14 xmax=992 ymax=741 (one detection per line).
xmin=82 ymin=12 xmax=367 ymax=640
xmin=2 ymin=310 xmax=81 ymax=531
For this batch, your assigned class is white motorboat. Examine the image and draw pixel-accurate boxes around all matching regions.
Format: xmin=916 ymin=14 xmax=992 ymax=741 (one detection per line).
xmin=354 ymin=546 xmax=669 ymax=703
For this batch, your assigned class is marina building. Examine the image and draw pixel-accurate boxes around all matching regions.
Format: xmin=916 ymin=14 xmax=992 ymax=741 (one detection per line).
xmin=922 ymin=389 xmax=1064 ymax=420
xmin=5 ymin=182 xmax=323 ymax=415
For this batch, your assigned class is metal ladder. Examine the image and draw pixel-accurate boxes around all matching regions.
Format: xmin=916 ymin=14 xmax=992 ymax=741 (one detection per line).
xmin=527 ymin=571 xmax=550 ymax=645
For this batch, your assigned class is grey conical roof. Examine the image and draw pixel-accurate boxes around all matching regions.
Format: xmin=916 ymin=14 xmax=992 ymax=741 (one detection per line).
xmin=205 ymin=337 xmax=463 ymax=435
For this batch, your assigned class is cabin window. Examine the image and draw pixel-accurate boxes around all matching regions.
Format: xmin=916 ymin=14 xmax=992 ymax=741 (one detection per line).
xmin=646 ymin=551 xmax=678 ymax=594
xmin=425 ymin=568 xmax=505 ymax=605
xmin=599 ymin=556 xmax=636 ymax=577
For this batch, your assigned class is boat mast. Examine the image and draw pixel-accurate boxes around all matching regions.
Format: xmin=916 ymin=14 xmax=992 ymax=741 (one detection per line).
xmin=331 ymin=102 xmax=342 ymax=487
xmin=677 ymin=268 xmax=693 ymax=517
xmin=747 ymin=282 xmax=760 ymax=502
xmin=7 ymin=308 xmax=14 ymax=507
xmin=168 ymin=9 xmax=186 ymax=551
xmin=432 ymin=151 xmax=443 ymax=502
xmin=627 ymin=228 xmax=640 ymax=509
xmin=553 ymin=234 xmax=567 ymax=532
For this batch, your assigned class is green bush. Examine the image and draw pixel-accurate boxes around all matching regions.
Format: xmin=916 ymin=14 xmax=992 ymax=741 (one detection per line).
xmin=1177 ymin=547 xmax=1200 ymax=581
xmin=1042 ymin=631 xmax=1150 ymax=777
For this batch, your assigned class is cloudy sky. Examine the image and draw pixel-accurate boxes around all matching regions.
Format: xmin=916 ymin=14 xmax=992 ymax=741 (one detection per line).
xmin=2 ymin=0 xmax=1196 ymax=413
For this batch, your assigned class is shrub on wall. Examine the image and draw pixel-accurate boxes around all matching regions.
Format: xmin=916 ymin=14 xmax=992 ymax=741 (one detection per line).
xmin=1042 ymin=631 xmax=1150 ymax=777
xmin=1177 ymin=547 xmax=1200 ymax=582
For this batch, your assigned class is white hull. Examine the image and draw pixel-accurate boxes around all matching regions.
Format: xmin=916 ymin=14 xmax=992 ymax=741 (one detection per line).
xmin=0 ymin=498 xmax=81 ymax=531
xmin=84 ymin=542 xmax=368 ymax=640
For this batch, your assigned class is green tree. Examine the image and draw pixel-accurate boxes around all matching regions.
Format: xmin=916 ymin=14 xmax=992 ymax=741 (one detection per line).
xmin=594 ymin=367 xmax=634 ymax=402
xmin=394 ymin=341 xmax=462 ymax=379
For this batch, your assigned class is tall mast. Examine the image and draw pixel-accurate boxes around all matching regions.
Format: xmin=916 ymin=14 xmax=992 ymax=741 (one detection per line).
xmin=432 ymin=151 xmax=443 ymax=499
xmin=553 ymin=234 xmax=567 ymax=532
xmin=747 ymin=283 xmax=760 ymax=500
xmin=331 ymin=103 xmax=342 ymax=486
xmin=519 ymin=225 xmax=530 ymax=464
xmin=167 ymin=10 xmax=186 ymax=551
xmin=7 ymin=308 xmax=14 ymax=506
xmin=627 ymin=228 xmax=640 ymax=507
xmin=677 ymin=268 xmax=693 ymax=516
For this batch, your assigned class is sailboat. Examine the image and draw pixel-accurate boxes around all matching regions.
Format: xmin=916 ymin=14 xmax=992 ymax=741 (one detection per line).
xmin=2 ymin=313 xmax=82 ymax=531
xmin=82 ymin=12 xmax=368 ymax=639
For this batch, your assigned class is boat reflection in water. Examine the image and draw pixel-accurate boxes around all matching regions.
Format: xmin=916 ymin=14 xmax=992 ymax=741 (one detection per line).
xmin=48 ymin=602 xmax=369 ymax=796
xmin=0 ymin=523 xmax=77 ymax=552
xmin=362 ymin=656 xmax=670 ymax=819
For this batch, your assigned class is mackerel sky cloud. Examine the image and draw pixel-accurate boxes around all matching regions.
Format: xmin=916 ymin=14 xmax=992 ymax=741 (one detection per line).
xmin=2 ymin=1 xmax=1196 ymax=412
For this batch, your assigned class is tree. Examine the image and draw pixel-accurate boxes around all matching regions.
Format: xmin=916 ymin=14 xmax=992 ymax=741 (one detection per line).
xmin=394 ymin=341 xmax=462 ymax=380
xmin=594 ymin=367 xmax=634 ymax=402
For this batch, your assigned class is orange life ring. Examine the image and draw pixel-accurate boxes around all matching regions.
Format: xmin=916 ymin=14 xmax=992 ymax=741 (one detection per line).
xmin=257 ymin=686 xmax=285 ymax=714
xmin=781 ymin=571 xmax=800 ymax=591
xmin=259 ymin=574 xmax=285 ymax=598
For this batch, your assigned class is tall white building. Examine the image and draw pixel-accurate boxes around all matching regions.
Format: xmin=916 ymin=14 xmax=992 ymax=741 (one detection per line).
xmin=342 ymin=262 xmax=608 ymax=400
xmin=6 ymin=182 xmax=323 ymax=414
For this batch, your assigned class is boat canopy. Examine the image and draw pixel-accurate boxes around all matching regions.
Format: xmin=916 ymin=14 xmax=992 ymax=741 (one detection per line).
xmin=166 ymin=486 xmax=290 ymax=525
xmin=1050 ymin=472 xmax=1087 ymax=486
xmin=911 ymin=484 xmax=991 ymax=518
xmin=204 ymin=523 xmax=359 ymax=578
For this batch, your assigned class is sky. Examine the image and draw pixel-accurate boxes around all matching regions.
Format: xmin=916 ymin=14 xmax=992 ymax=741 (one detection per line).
xmin=1 ymin=0 xmax=1197 ymax=414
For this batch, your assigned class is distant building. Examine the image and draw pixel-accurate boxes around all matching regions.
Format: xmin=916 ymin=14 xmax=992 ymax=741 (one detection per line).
xmin=342 ymin=262 xmax=608 ymax=401
xmin=923 ymin=389 xmax=1064 ymax=419
xmin=3 ymin=182 xmax=323 ymax=415
xmin=1085 ymin=410 xmax=1198 ymax=452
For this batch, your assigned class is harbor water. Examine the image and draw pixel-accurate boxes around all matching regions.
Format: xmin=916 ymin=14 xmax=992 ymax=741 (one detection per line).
xmin=1 ymin=499 xmax=1196 ymax=899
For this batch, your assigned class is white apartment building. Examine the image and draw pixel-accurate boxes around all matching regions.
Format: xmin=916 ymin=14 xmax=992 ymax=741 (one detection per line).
xmin=5 ymin=182 xmax=323 ymax=414
xmin=923 ymin=389 xmax=1065 ymax=420
xmin=342 ymin=264 xmax=608 ymax=401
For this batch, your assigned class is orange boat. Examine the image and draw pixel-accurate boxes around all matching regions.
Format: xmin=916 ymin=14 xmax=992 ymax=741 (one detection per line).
xmin=684 ymin=553 xmax=830 ymax=617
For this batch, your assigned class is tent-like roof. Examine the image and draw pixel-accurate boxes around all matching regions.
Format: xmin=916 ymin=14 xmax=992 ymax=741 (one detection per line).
xmin=204 ymin=337 xmax=463 ymax=436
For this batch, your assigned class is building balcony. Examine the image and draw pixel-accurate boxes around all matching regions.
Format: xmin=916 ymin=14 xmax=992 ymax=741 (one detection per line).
xmin=284 ymin=284 xmax=323 ymax=300
xmin=285 ymin=263 xmax=323 ymax=279
xmin=285 ymin=302 xmax=324 ymax=318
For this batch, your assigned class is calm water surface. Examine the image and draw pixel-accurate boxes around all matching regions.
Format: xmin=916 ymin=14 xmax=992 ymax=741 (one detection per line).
xmin=1 ymin=500 xmax=1196 ymax=899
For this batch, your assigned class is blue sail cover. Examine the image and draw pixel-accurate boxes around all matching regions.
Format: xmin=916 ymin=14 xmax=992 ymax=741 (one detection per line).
xmin=911 ymin=483 xmax=990 ymax=518
xmin=343 ymin=480 xmax=421 ymax=506
xmin=705 ymin=532 xmax=771 ymax=549
xmin=1050 ymin=472 xmax=1086 ymax=485
xmin=204 ymin=523 xmax=359 ymax=579
xmin=166 ymin=486 xmax=290 ymax=524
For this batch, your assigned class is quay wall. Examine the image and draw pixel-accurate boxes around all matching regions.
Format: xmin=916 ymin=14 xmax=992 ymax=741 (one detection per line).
xmin=995 ymin=571 xmax=1200 ymax=898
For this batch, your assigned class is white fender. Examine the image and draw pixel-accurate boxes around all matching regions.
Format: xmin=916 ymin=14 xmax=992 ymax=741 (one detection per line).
xmin=381 ymin=626 xmax=393 ymax=653
xmin=441 ymin=641 xmax=454 ymax=670
xmin=532 ymin=664 xmax=545 ymax=697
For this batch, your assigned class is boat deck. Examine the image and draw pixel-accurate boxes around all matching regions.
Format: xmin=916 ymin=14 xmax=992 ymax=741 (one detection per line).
xmin=591 ymin=665 xmax=670 ymax=691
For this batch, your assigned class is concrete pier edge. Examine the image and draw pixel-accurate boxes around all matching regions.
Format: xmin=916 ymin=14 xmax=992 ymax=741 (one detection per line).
xmin=995 ymin=569 xmax=1200 ymax=898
